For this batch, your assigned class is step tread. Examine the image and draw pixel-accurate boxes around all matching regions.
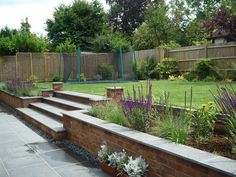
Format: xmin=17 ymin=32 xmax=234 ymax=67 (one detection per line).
xmin=30 ymin=102 xmax=68 ymax=117
xmin=54 ymin=91 xmax=109 ymax=101
xmin=43 ymin=97 xmax=91 ymax=110
xmin=17 ymin=108 xmax=65 ymax=132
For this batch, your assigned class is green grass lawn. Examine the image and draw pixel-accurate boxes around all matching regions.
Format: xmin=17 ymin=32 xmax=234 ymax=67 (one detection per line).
xmin=37 ymin=80 xmax=236 ymax=108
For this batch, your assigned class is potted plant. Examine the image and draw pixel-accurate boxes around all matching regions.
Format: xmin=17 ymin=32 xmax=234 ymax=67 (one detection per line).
xmin=97 ymin=144 xmax=148 ymax=177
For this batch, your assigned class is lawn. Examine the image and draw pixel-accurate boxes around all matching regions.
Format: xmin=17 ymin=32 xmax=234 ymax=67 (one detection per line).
xmin=37 ymin=80 xmax=236 ymax=108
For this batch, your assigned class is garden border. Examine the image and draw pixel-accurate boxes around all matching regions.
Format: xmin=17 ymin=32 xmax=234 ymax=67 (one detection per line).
xmin=63 ymin=111 xmax=236 ymax=177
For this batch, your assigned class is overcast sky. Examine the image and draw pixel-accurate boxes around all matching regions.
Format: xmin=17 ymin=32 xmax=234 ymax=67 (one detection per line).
xmin=0 ymin=0 xmax=109 ymax=36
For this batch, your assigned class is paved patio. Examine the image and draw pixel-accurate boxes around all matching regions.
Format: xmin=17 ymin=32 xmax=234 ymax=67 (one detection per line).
xmin=0 ymin=105 xmax=109 ymax=177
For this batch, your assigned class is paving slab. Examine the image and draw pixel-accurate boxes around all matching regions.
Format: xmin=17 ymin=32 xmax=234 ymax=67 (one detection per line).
xmin=0 ymin=105 xmax=108 ymax=177
xmin=43 ymin=97 xmax=91 ymax=110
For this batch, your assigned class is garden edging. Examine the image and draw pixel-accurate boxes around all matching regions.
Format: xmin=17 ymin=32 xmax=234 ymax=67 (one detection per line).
xmin=63 ymin=110 xmax=236 ymax=177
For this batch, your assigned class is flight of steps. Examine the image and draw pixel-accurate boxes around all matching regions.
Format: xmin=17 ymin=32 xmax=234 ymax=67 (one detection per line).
xmin=16 ymin=91 xmax=109 ymax=140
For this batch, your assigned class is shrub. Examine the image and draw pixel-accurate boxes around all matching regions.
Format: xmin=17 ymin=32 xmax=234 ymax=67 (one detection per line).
xmin=98 ymin=63 xmax=114 ymax=80
xmin=191 ymin=101 xmax=217 ymax=143
xmin=52 ymin=75 xmax=61 ymax=82
xmin=124 ymin=156 xmax=148 ymax=177
xmin=183 ymin=71 xmax=197 ymax=81
xmin=157 ymin=58 xmax=178 ymax=79
xmin=195 ymin=59 xmax=219 ymax=80
xmin=133 ymin=57 xmax=159 ymax=80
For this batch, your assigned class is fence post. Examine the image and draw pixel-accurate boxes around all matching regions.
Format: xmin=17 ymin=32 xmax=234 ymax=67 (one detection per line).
xmin=159 ymin=48 xmax=168 ymax=62
xmin=204 ymin=45 xmax=208 ymax=58
xmin=44 ymin=54 xmax=47 ymax=82
xmin=30 ymin=53 xmax=33 ymax=75
xmin=77 ymin=47 xmax=81 ymax=82
xmin=15 ymin=53 xmax=18 ymax=78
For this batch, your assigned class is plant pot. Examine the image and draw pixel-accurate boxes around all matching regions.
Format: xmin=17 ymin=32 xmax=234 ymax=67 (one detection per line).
xmin=97 ymin=160 xmax=119 ymax=177
xmin=118 ymin=173 xmax=129 ymax=177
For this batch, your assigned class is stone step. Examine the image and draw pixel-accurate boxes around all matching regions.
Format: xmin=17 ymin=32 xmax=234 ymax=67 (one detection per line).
xmin=54 ymin=91 xmax=110 ymax=105
xmin=43 ymin=97 xmax=91 ymax=111
xmin=29 ymin=102 xmax=68 ymax=121
xmin=16 ymin=108 xmax=67 ymax=140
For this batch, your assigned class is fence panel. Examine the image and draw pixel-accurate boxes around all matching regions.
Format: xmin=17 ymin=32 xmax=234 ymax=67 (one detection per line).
xmin=0 ymin=56 xmax=16 ymax=81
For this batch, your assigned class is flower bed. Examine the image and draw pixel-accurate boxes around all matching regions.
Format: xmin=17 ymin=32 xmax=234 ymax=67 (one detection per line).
xmin=62 ymin=111 xmax=236 ymax=177
xmin=89 ymin=83 xmax=236 ymax=160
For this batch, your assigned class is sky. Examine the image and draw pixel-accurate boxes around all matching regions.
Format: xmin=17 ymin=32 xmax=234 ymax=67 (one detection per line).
xmin=0 ymin=0 xmax=109 ymax=36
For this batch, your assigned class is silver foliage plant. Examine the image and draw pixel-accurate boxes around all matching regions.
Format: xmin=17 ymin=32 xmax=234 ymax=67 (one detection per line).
xmin=124 ymin=156 xmax=149 ymax=177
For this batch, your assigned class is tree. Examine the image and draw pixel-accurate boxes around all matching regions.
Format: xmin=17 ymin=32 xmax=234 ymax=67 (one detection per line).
xmin=145 ymin=2 xmax=170 ymax=46
xmin=107 ymin=0 xmax=153 ymax=35
xmin=46 ymin=0 xmax=106 ymax=51
xmin=185 ymin=0 xmax=223 ymax=19
xmin=20 ymin=17 xmax=31 ymax=33
xmin=132 ymin=22 xmax=157 ymax=50
xmin=0 ymin=19 xmax=48 ymax=55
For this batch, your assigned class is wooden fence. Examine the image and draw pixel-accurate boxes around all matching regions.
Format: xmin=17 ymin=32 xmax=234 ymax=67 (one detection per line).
xmin=167 ymin=42 xmax=236 ymax=71
xmin=0 ymin=42 xmax=235 ymax=82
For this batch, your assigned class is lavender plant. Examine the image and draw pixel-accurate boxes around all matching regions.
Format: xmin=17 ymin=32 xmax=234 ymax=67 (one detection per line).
xmin=2 ymin=78 xmax=38 ymax=96
xmin=121 ymin=81 xmax=153 ymax=132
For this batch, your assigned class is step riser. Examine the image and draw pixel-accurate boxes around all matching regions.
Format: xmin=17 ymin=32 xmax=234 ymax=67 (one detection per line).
xmin=54 ymin=93 xmax=92 ymax=105
xmin=29 ymin=104 xmax=62 ymax=122
xmin=42 ymin=99 xmax=79 ymax=111
xmin=17 ymin=110 xmax=66 ymax=140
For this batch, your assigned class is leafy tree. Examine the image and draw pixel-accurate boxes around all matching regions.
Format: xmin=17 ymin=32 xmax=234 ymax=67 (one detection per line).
xmin=55 ymin=40 xmax=76 ymax=53
xmin=145 ymin=2 xmax=170 ymax=46
xmin=132 ymin=22 xmax=157 ymax=50
xmin=185 ymin=0 xmax=223 ymax=19
xmin=20 ymin=18 xmax=31 ymax=33
xmin=0 ymin=19 xmax=48 ymax=55
xmin=46 ymin=0 xmax=106 ymax=51
xmin=107 ymin=0 xmax=153 ymax=35
xmin=92 ymin=30 xmax=131 ymax=52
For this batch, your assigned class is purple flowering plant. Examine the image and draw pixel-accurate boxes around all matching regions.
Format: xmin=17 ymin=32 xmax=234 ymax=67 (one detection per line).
xmin=121 ymin=80 xmax=154 ymax=132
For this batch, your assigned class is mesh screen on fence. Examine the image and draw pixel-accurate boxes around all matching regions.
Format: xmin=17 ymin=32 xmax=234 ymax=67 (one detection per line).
xmin=62 ymin=50 xmax=136 ymax=83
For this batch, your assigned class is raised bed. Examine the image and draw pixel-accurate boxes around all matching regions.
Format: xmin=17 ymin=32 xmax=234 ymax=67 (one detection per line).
xmin=0 ymin=90 xmax=42 ymax=108
xmin=63 ymin=111 xmax=236 ymax=177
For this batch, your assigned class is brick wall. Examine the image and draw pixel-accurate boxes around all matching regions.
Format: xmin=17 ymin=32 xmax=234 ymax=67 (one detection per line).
xmin=0 ymin=90 xmax=41 ymax=108
xmin=63 ymin=112 xmax=235 ymax=177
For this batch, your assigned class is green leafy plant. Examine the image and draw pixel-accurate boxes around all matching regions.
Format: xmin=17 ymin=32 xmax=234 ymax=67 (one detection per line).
xmin=98 ymin=63 xmax=114 ymax=80
xmin=195 ymin=59 xmax=219 ymax=80
xmin=183 ymin=70 xmax=197 ymax=81
xmin=52 ymin=75 xmax=61 ymax=82
xmin=133 ymin=57 xmax=159 ymax=80
xmin=55 ymin=39 xmax=76 ymax=53
xmin=192 ymin=101 xmax=217 ymax=143
xmin=98 ymin=144 xmax=113 ymax=163
xmin=157 ymin=58 xmax=178 ymax=79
